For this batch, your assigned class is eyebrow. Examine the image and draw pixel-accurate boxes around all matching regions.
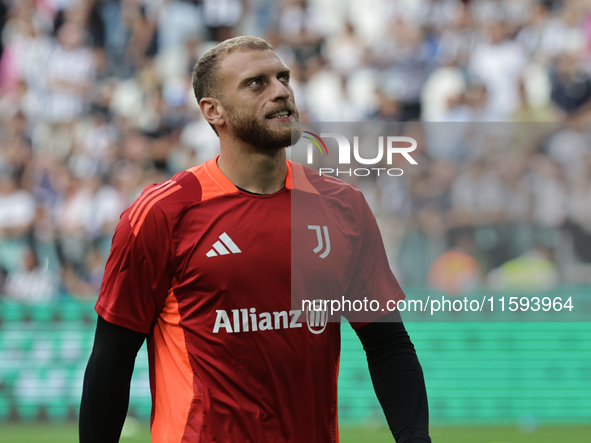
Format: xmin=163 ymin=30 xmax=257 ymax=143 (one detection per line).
xmin=277 ymin=69 xmax=291 ymax=79
xmin=238 ymin=69 xmax=291 ymax=88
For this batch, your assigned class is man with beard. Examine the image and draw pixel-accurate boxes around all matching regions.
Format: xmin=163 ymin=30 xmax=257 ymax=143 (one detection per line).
xmin=80 ymin=36 xmax=431 ymax=443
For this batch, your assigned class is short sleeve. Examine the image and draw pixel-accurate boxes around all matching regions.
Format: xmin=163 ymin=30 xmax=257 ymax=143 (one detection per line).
xmin=95 ymin=197 xmax=173 ymax=334
xmin=344 ymin=195 xmax=405 ymax=326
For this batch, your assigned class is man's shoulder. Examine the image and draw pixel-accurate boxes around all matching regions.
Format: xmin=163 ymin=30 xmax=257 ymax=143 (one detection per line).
xmin=291 ymin=162 xmax=365 ymax=202
xmin=124 ymin=166 xmax=211 ymax=236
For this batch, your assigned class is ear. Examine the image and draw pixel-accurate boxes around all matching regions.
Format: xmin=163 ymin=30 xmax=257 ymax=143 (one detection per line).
xmin=200 ymin=98 xmax=225 ymax=131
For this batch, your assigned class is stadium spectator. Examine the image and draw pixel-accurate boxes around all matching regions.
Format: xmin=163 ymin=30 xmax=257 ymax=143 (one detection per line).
xmin=377 ymin=18 xmax=433 ymax=121
xmin=325 ymin=21 xmax=366 ymax=76
xmin=107 ymin=0 xmax=155 ymax=76
xmin=468 ymin=21 xmax=527 ymax=120
xmin=0 ymin=6 xmax=53 ymax=97
xmin=516 ymin=0 xmax=567 ymax=62
xmin=545 ymin=123 xmax=590 ymax=176
xmin=4 ymin=247 xmax=58 ymax=302
xmin=201 ymin=0 xmax=242 ymax=42
xmin=526 ymin=154 xmax=568 ymax=229
xmin=512 ymin=76 xmax=558 ymax=122
xmin=0 ymin=169 xmax=36 ymax=273
xmin=487 ymin=245 xmax=559 ymax=292
xmin=450 ymin=159 xmax=505 ymax=226
xmin=427 ymin=232 xmax=482 ymax=296
xmin=45 ymin=21 xmax=95 ymax=122
xmin=550 ymin=51 xmax=591 ymax=118
xmin=275 ymin=0 xmax=323 ymax=66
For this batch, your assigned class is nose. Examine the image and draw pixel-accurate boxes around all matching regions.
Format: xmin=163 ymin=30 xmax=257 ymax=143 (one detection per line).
xmin=269 ymin=77 xmax=290 ymax=101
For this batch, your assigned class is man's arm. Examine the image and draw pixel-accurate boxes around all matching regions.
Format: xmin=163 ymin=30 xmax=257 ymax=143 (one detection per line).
xmin=79 ymin=316 xmax=147 ymax=443
xmin=354 ymin=311 xmax=431 ymax=443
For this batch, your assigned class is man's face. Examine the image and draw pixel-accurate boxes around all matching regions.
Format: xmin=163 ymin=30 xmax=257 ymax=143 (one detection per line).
xmin=217 ymin=49 xmax=301 ymax=150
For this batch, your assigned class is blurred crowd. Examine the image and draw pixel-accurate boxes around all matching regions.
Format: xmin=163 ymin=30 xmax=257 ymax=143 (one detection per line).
xmin=0 ymin=0 xmax=591 ymax=301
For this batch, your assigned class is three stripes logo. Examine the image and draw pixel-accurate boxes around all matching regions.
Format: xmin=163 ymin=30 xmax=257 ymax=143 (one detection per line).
xmin=206 ymin=232 xmax=242 ymax=257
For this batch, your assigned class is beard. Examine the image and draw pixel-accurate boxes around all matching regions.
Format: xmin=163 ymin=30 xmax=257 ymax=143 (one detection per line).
xmin=225 ymin=101 xmax=302 ymax=151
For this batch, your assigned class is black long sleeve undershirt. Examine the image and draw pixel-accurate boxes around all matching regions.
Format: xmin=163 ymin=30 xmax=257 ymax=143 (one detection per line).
xmin=79 ymin=316 xmax=147 ymax=443
xmin=354 ymin=311 xmax=431 ymax=443
xmin=81 ymin=313 xmax=430 ymax=443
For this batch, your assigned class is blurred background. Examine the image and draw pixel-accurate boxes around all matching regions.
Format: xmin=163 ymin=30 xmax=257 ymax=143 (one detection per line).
xmin=0 ymin=0 xmax=590 ymax=441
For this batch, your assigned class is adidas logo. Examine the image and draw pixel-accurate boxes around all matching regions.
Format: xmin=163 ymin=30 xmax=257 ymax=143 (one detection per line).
xmin=206 ymin=232 xmax=242 ymax=257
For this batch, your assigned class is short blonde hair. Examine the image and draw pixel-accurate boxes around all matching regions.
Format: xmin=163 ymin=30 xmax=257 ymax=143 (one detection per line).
xmin=192 ymin=36 xmax=274 ymax=103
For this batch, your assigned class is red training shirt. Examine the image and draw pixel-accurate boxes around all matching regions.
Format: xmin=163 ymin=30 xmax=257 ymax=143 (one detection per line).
xmin=96 ymin=157 xmax=404 ymax=442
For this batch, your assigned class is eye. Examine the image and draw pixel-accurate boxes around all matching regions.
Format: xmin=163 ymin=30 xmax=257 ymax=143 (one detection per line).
xmin=279 ymin=73 xmax=290 ymax=83
xmin=249 ymin=78 xmax=262 ymax=87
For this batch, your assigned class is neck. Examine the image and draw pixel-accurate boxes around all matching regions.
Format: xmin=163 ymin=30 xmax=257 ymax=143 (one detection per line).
xmin=217 ymin=144 xmax=287 ymax=194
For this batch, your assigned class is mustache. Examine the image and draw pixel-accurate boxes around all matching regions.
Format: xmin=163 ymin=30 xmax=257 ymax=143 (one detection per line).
xmin=265 ymin=103 xmax=299 ymax=118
